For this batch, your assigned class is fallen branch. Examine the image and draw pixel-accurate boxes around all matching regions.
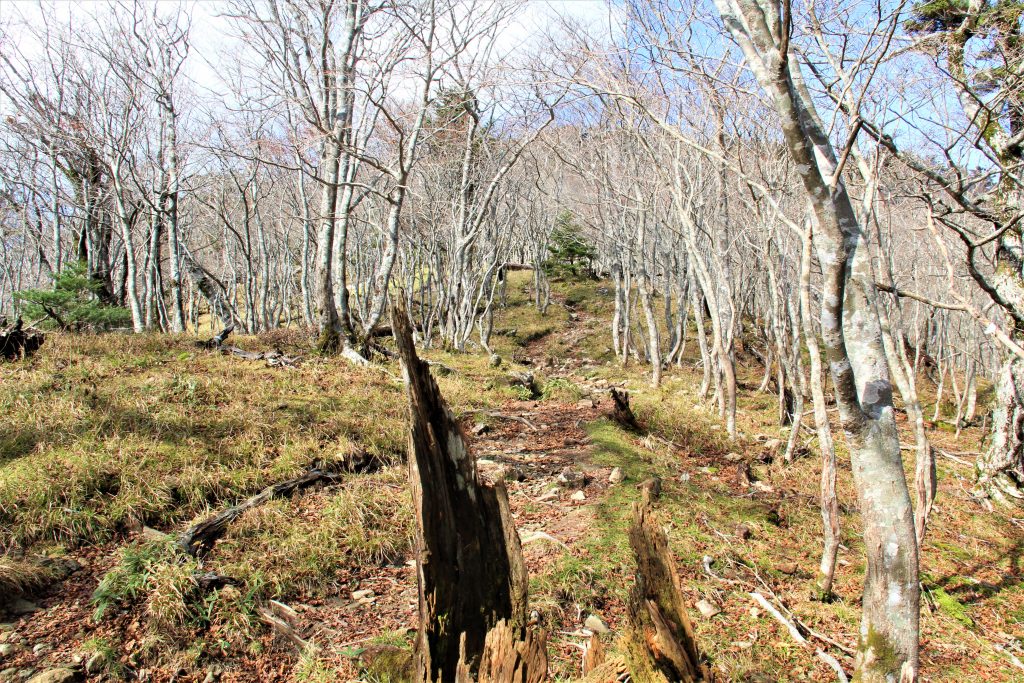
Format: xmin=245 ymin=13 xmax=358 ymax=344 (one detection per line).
xmin=257 ymin=602 xmax=315 ymax=653
xmin=466 ymin=410 xmax=540 ymax=432
xmin=519 ymin=530 xmax=569 ymax=551
xmin=749 ymin=592 xmax=849 ymax=682
xmin=220 ymin=345 xmax=302 ymax=368
xmin=996 ymin=644 xmax=1024 ymax=671
xmin=178 ymin=464 xmax=354 ymax=555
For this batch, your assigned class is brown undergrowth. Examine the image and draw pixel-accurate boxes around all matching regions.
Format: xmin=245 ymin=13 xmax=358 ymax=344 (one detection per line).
xmin=0 ymin=272 xmax=1021 ymax=682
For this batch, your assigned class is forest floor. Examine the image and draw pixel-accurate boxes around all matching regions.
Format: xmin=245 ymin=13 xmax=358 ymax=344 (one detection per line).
xmin=1 ymin=272 xmax=1023 ymax=682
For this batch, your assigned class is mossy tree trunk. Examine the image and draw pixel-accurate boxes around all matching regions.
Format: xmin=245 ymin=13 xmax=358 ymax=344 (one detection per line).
xmin=711 ymin=1 xmax=920 ymax=679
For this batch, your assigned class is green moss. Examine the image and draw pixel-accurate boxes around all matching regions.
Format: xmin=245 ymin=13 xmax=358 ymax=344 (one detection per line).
xmin=855 ymin=626 xmax=905 ymax=680
xmin=930 ymin=586 xmax=975 ymax=627
xmin=360 ymin=645 xmax=414 ymax=683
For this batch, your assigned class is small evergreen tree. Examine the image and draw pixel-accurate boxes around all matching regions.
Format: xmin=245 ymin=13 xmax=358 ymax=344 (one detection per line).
xmin=15 ymin=262 xmax=132 ymax=331
xmin=544 ymin=211 xmax=597 ymax=279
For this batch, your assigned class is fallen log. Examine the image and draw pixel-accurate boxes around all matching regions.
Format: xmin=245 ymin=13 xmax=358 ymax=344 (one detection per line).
xmin=219 ymin=345 xmax=302 ymax=368
xmin=390 ymin=294 xmax=538 ymax=683
xmin=177 ymin=464 xmax=351 ymax=556
xmin=0 ymin=318 xmax=45 ymax=361
xmin=193 ymin=571 xmax=239 ymax=592
xmin=196 ymin=325 xmax=234 ymax=350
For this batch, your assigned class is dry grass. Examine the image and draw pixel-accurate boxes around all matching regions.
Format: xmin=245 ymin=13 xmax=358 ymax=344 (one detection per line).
xmin=3 ymin=273 xmax=1022 ymax=681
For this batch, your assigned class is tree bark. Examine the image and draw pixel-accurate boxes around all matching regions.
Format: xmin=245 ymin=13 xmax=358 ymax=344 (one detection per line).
xmin=976 ymin=356 xmax=1024 ymax=504
xmin=624 ymin=496 xmax=712 ymax=682
xmin=390 ymin=294 xmax=529 ymax=683
xmin=711 ymin=1 xmax=920 ymax=678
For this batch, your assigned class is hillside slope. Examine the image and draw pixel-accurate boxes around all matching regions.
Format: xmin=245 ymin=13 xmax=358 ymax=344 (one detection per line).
xmin=1 ymin=273 xmax=1021 ymax=682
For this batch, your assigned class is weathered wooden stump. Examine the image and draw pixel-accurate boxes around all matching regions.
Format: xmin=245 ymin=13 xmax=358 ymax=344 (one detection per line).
xmin=455 ymin=620 xmax=548 ymax=683
xmin=196 ymin=325 xmax=234 ymax=349
xmin=609 ymin=387 xmax=640 ymax=431
xmin=390 ymin=295 xmax=540 ymax=683
xmin=0 ymin=318 xmax=45 ymax=361
xmin=625 ymin=497 xmax=713 ymax=682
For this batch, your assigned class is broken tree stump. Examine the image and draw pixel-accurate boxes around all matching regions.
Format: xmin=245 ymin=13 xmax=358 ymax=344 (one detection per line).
xmin=390 ymin=295 xmax=534 ymax=683
xmin=454 ymin=619 xmax=548 ymax=683
xmin=625 ymin=499 xmax=713 ymax=682
xmin=197 ymin=325 xmax=234 ymax=349
xmin=0 ymin=318 xmax=45 ymax=361
xmin=608 ymin=387 xmax=640 ymax=431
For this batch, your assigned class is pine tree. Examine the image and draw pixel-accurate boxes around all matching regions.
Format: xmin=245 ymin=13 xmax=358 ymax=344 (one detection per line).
xmin=15 ymin=262 xmax=133 ymax=331
xmin=544 ymin=211 xmax=597 ymax=279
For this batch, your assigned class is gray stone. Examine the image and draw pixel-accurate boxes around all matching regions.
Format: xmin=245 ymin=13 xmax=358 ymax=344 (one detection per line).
xmin=202 ymin=663 xmax=224 ymax=683
xmin=0 ymin=668 xmax=18 ymax=683
xmin=4 ymin=601 xmax=39 ymax=617
xmin=84 ymin=652 xmax=107 ymax=675
xmin=25 ymin=670 xmax=80 ymax=683
xmin=0 ymin=644 xmax=23 ymax=659
xmin=696 ymin=599 xmax=721 ymax=619
xmin=583 ymin=615 xmax=609 ymax=634
xmin=500 ymin=465 xmax=526 ymax=483
xmin=142 ymin=526 xmax=168 ymax=542
xmin=351 ymin=589 xmax=375 ymax=601
xmin=570 ymin=490 xmax=586 ymax=502
xmin=537 ymin=488 xmax=559 ymax=502
xmin=556 ymin=467 xmax=585 ymax=488
xmin=30 ymin=645 xmax=49 ymax=657
xmin=608 ymin=467 xmax=625 ymax=485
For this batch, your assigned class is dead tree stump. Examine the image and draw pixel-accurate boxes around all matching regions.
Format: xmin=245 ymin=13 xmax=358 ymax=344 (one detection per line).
xmin=197 ymin=325 xmax=234 ymax=349
xmin=454 ymin=620 xmax=548 ymax=683
xmin=609 ymin=387 xmax=640 ymax=431
xmin=625 ymin=499 xmax=713 ymax=682
xmin=0 ymin=318 xmax=45 ymax=361
xmin=391 ymin=296 xmax=534 ymax=683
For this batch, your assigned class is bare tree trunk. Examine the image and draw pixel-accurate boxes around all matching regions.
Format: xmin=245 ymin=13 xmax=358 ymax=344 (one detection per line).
xmin=976 ymin=356 xmax=1024 ymax=504
xmin=712 ymin=2 xmax=920 ymax=677
xmin=799 ymin=226 xmax=840 ymax=599
xmin=692 ymin=276 xmax=712 ymax=399
xmin=162 ymin=97 xmax=186 ymax=333
xmin=316 ymin=140 xmax=342 ymax=352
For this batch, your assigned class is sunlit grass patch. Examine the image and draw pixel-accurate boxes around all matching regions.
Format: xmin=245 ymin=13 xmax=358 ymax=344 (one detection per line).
xmin=0 ymin=332 xmax=407 ymax=551
xmin=211 ymin=467 xmax=414 ymax=599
